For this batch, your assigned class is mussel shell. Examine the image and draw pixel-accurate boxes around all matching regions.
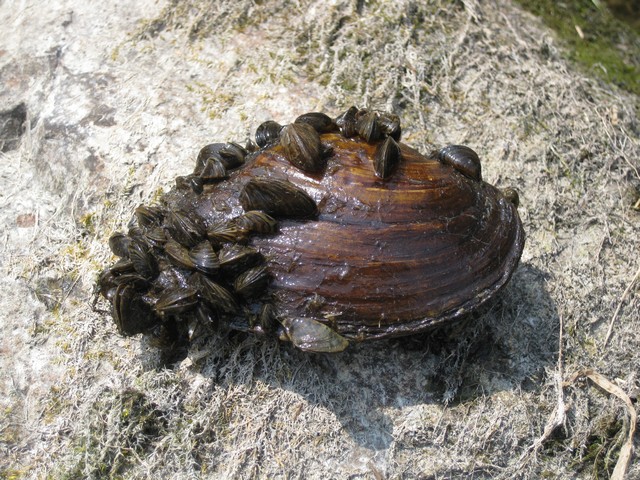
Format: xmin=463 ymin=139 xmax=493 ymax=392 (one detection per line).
xmin=234 ymin=265 xmax=269 ymax=298
xmin=356 ymin=111 xmax=382 ymax=143
xmin=374 ymin=136 xmax=401 ymax=179
xmin=154 ymin=286 xmax=199 ymax=315
xmin=235 ymin=210 xmax=278 ymax=234
xmin=113 ymin=284 xmax=158 ymax=335
xmin=239 ymin=178 xmax=318 ymax=218
xmin=218 ymin=142 xmax=246 ymax=170
xmin=218 ymin=244 xmax=262 ymax=275
xmin=437 ymin=144 xmax=482 ymax=181
xmin=242 ymin=134 xmax=524 ymax=340
xmin=144 ymin=226 xmax=167 ymax=248
xmin=127 ymin=238 xmax=158 ymax=280
xmin=166 ymin=210 xmax=206 ymax=248
xmin=255 ymin=120 xmax=283 ymax=148
xmin=190 ymin=175 xmax=204 ymax=194
xmin=280 ymin=123 xmax=326 ymax=173
xmin=175 ymin=174 xmax=201 ymax=191
xmin=258 ymin=303 xmax=277 ymax=332
xmin=164 ymin=239 xmax=196 ymax=270
xmin=294 ymin=112 xmax=336 ymax=133
xmin=207 ymin=221 xmax=247 ymax=246
xmin=199 ymin=157 xmax=227 ymax=183
xmin=196 ymin=303 xmax=219 ymax=329
xmin=111 ymin=272 xmax=150 ymax=290
xmin=196 ymin=274 xmax=238 ymax=314
xmin=335 ymin=106 xmax=358 ymax=138
xmin=377 ymin=112 xmax=401 ymax=141
xmin=135 ymin=205 xmax=164 ymax=227
xmin=109 ymin=232 xmax=130 ymax=258
xmin=109 ymin=258 xmax=135 ymax=274
xmin=195 ymin=143 xmax=226 ymax=175
xmin=189 ymin=241 xmax=220 ymax=275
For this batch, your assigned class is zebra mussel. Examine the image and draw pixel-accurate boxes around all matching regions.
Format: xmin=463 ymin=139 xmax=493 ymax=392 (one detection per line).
xmin=98 ymin=107 xmax=524 ymax=355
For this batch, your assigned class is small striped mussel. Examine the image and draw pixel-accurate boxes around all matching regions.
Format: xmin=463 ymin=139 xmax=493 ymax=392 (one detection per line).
xmin=98 ymin=108 xmax=524 ymax=354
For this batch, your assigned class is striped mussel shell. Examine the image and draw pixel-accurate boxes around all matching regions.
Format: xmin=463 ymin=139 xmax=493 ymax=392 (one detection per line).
xmin=189 ymin=241 xmax=220 ymax=275
xmin=255 ymin=120 xmax=282 ymax=148
xmin=207 ymin=220 xmax=247 ymax=246
xmin=154 ymin=286 xmax=199 ymax=315
xmin=196 ymin=274 xmax=238 ymax=314
xmin=127 ymin=238 xmax=158 ymax=280
xmin=199 ymin=157 xmax=227 ymax=183
xmin=218 ymin=244 xmax=262 ymax=275
xmin=355 ymin=110 xmax=382 ymax=143
xmin=235 ymin=211 xmax=278 ymax=235
xmin=135 ymin=205 xmax=164 ymax=227
xmin=279 ymin=123 xmax=326 ymax=173
xmin=218 ymin=142 xmax=247 ymax=170
xmin=164 ymin=239 xmax=196 ymax=270
xmin=113 ymin=284 xmax=157 ymax=335
xmin=166 ymin=210 xmax=206 ymax=248
xmin=234 ymin=265 xmax=269 ymax=298
xmin=335 ymin=106 xmax=358 ymax=138
xmin=294 ymin=112 xmax=336 ymax=133
xmin=108 ymin=232 xmax=131 ymax=258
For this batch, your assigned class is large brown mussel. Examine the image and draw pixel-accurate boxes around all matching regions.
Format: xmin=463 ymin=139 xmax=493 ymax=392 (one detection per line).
xmin=98 ymin=108 xmax=524 ymax=353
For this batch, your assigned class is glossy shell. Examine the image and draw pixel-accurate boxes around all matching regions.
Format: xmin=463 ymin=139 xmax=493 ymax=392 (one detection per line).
xmin=98 ymin=108 xmax=524 ymax=354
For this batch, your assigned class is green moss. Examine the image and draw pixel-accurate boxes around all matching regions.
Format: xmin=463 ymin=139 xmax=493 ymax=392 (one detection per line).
xmin=513 ymin=0 xmax=640 ymax=95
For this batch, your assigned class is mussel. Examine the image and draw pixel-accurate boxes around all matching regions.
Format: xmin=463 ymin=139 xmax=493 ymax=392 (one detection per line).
xmin=98 ymin=108 xmax=524 ymax=354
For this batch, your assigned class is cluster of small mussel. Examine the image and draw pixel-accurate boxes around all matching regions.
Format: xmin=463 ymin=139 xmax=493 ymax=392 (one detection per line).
xmin=98 ymin=106 xmax=523 ymax=354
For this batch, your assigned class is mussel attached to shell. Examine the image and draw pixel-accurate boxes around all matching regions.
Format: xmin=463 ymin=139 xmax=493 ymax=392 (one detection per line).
xmin=98 ymin=108 xmax=524 ymax=354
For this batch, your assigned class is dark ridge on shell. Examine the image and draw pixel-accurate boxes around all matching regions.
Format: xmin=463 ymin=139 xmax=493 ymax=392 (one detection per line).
xmin=235 ymin=210 xmax=278 ymax=235
xmin=164 ymin=240 xmax=196 ymax=270
xmin=190 ymin=176 xmax=204 ymax=194
xmin=113 ymin=285 xmax=157 ymax=335
xmin=197 ymin=274 xmax=239 ymax=314
xmin=218 ymin=244 xmax=263 ymax=275
xmin=154 ymin=287 xmax=199 ymax=315
xmin=189 ymin=241 xmax=220 ymax=275
xmin=234 ymin=265 xmax=269 ymax=298
xmin=207 ymin=222 xmax=247 ymax=246
xmin=377 ymin=113 xmax=402 ymax=141
xmin=135 ymin=205 xmax=164 ymax=227
xmin=127 ymin=238 xmax=158 ymax=280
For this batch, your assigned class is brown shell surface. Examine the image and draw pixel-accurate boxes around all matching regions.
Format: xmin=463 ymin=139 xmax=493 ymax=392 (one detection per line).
xmin=163 ymin=133 xmax=524 ymax=341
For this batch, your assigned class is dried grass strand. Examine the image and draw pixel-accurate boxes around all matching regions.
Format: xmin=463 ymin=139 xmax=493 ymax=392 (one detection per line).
xmin=563 ymin=369 xmax=637 ymax=480
xmin=602 ymin=263 xmax=640 ymax=349
xmin=517 ymin=315 xmax=567 ymax=469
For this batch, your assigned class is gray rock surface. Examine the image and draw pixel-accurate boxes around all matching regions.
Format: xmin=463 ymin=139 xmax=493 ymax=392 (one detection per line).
xmin=1 ymin=1 xmax=638 ymax=478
